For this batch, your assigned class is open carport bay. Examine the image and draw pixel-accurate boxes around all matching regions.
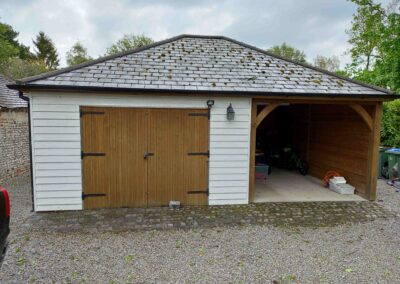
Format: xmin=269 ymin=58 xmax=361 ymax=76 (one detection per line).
xmin=251 ymin=103 xmax=376 ymax=202
xmin=254 ymin=168 xmax=364 ymax=202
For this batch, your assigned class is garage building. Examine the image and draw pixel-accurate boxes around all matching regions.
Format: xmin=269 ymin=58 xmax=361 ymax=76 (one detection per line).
xmin=9 ymin=35 xmax=395 ymax=211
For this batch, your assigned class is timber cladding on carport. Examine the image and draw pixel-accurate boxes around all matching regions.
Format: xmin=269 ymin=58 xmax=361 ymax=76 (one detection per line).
xmin=292 ymin=104 xmax=375 ymax=198
xmin=81 ymin=106 xmax=209 ymax=209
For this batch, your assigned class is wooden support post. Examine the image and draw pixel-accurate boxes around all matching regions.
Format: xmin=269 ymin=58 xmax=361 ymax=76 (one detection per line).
xmin=255 ymin=103 xmax=279 ymax=128
xmin=349 ymin=104 xmax=373 ymax=131
xmin=249 ymin=100 xmax=257 ymax=203
xmin=366 ymin=103 xmax=383 ymax=200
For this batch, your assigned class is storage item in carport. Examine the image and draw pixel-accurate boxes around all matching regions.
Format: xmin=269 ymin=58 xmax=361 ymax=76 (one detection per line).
xmin=255 ymin=152 xmax=266 ymax=164
xmin=329 ymin=180 xmax=355 ymax=195
xmin=255 ymin=164 xmax=269 ymax=184
xmin=322 ymin=171 xmax=342 ymax=187
xmin=330 ymin=176 xmax=346 ymax=184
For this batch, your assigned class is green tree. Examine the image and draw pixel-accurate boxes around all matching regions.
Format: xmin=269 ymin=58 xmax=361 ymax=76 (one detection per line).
xmin=33 ymin=31 xmax=59 ymax=69
xmin=0 ymin=22 xmax=32 ymax=62
xmin=0 ymin=58 xmax=48 ymax=80
xmin=0 ymin=31 xmax=18 ymax=63
xmin=372 ymin=12 xmax=400 ymax=93
xmin=346 ymin=0 xmax=400 ymax=147
xmin=313 ymin=55 xmax=341 ymax=72
xmin=66 ymin=42 xmax=93 ymax=66
xmin=267 ymin=43 xmax=307 ymax=63
xmin=347 ymin=0 xmax=386 ymax=71
xmin=346 ymin=0 xmax=400 ymax=93
xmin=105 ymin=34 xmax=154 ymax=55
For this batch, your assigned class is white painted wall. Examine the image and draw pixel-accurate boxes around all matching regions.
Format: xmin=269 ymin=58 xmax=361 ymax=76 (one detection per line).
xmin=28 ymin=92 xmax=251 ymax=211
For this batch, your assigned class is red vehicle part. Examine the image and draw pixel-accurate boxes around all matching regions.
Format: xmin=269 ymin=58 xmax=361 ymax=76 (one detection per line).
xmin=0 ymin=187 xmax=10 ymax=218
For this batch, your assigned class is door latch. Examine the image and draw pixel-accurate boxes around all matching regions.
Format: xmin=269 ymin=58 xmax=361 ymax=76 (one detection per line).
xmin=144 ymin=152 xmax=154 ymax=159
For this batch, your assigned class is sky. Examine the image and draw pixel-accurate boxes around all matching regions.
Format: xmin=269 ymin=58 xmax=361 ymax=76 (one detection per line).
xmin=0 ymin=0 xmax=389 ymax=67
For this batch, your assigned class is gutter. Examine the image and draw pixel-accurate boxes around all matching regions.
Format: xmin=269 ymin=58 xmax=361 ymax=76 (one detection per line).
xmin=18 ymin=91 xmax=35 ymax=212
xmin=7 ymin=84 xmax=398 ymax=101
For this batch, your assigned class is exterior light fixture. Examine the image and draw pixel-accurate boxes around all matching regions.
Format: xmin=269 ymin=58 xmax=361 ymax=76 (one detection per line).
xmin=206 ymin=100 xmax=214 ymax=108
xmin=227 ymin=103 xmax=235 ymax=121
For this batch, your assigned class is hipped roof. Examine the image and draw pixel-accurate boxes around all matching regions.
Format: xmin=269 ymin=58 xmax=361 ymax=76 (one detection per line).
xmin=9 ymin=35 xmax=394 ymax=98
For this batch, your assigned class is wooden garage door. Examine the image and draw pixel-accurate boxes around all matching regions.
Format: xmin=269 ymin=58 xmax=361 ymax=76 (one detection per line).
xmin=148 ymin=109 xmax=209 ymax=206
xmin=81 ymin=107 xmax=209 ymax=209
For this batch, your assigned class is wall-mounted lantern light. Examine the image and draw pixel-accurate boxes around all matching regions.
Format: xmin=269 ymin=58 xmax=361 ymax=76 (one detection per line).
xmin=227 ymin=103 xmax=235 ymax=121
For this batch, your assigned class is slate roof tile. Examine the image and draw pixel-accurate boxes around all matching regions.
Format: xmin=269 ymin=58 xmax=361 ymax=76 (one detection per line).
xmin=0 ymin=75 xmax=27 ymax=108
xmin=13 ymin=35 xmax=392 ymax=96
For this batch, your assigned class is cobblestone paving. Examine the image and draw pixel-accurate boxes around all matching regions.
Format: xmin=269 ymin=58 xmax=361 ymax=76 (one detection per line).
xmin=28 ymin=201 xmax=396 ymax=233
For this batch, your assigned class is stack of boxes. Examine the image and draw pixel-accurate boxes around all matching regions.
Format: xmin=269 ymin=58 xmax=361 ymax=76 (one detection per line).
xmin=329 ymin=176 xmax=355 ymax=195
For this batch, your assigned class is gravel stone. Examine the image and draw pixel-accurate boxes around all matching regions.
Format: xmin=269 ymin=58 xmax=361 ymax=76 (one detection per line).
xmin=0 ymin=175 xmax=400 ymax=283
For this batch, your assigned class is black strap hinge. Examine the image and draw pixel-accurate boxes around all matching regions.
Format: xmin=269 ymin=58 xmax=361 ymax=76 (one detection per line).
xmin=188 ymin=112 xmax=210 ymax=119
xmin=82 ymin=193 xmax=107 ymax=200
xmin=81 ymin=151 xmax=106 ymax=159
xmin=80 ymin=110 xmax=105 ymax=117
xmin=187 ymin=151 xmax=209 ymax=157
xmin=187 ymin=189 xmax=209 ymax=196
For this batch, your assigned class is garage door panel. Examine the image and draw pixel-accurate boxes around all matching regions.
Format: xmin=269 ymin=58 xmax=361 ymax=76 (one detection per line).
xmin=81 ymin=107 xmax=148 ymax=209
xmin=82 ymin=107 xmax=209 ymax=209
xmin=107 ymin=108 xmax=120 ymax=207
xmin=81 ymin=107 xmax=109 ymax=209
xmin=119 ymin=108 xmax=148 ymax=207
xmin=147 ymin=109 xmax=186 ymax=206
xmin=184 ymin=110 xmax=209 ymax=205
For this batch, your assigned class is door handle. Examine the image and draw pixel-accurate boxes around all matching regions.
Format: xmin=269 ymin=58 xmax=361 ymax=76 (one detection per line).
xmin=144 ymin=152 xmax=154 ymax=159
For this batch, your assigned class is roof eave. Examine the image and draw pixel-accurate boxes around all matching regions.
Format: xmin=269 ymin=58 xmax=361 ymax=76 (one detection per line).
xmin=8 ymin=84 xmax=397 ymax=101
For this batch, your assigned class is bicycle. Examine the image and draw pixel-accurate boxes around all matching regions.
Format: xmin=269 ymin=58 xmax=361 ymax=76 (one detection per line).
xmin=287 ymin=150 xmax=309 ymax=176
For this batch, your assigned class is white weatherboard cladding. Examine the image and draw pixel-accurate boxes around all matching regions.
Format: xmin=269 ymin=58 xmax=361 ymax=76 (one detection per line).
xmin=29 ymin=93 xmax=251 ymax=211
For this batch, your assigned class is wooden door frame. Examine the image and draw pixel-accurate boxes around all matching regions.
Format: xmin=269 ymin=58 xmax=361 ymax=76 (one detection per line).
xmin=248 ymin=98 xmax=383 ymax=203
xmin=80 ymin=105 xmax=211 ymax=208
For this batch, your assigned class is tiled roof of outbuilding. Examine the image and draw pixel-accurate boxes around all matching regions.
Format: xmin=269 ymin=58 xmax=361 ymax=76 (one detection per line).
xmin=0 ymin=74 xmax=27 ymax=109
xmin=11 ymin=35 xmax=392 ymax=96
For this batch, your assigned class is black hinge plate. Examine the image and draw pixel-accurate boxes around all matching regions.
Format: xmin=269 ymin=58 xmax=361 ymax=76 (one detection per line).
xmin=188 ymin=112 xmax=210 ymax=119
xmin=80 ymin=110 xmax=105 ymax=117
xmin=188 ymin=113 xmax=208 ymax=117
xmin=188 ymin=151 xmax=209 ymax=157
xmin=187 ymin=189 xmax=209 ymax=196
xmin=81 ymin=151 xmax=106 ymax=159
xmin=82 ymin=193 xmax=107 ymax=200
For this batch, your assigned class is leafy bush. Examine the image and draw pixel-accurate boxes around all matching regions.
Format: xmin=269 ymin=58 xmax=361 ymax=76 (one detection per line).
xmin=381 ymin=100 xmax=400 ymax=147
xmin=0 ymin=57 xmax=48 ymax=80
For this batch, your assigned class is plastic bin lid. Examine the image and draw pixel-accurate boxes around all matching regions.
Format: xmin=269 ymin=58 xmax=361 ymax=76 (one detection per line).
xmin=386 ymin=148 xmax=400 ymax=154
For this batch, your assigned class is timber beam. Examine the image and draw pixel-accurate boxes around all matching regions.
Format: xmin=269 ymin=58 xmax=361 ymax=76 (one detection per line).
xmin=255 ymin=103 xmax=280 ymax=128
xmin=349 ymin=104 xmax=373 ymax=131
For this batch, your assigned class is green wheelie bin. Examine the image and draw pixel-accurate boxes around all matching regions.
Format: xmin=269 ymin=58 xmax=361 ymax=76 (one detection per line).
xmin=386 ymin=148 xmax=400 ymax=180
xmin=378 ymin=147 xmax=389 ymax=178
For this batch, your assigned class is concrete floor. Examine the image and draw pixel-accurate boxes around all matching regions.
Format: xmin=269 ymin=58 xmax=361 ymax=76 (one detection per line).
xmin=254 ymin=168 xmax=365 ymax=202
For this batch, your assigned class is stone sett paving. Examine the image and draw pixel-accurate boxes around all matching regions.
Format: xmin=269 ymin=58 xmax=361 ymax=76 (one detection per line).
xmin=27 ymin=201 xmax=397 ymax=233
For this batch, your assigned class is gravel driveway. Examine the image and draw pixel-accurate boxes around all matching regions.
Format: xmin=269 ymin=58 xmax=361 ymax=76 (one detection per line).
xmin=0 ymin=175 xmax=400 ymax=283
